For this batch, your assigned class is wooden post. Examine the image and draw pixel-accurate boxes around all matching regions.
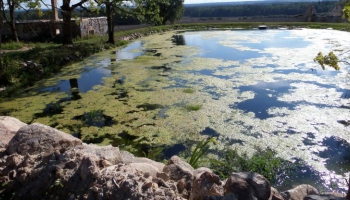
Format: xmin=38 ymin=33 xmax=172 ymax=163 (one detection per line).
xmin=51 ymin=0 xmax=58 ymax=21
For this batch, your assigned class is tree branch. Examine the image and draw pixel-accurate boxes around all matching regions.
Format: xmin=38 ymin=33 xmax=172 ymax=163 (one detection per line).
xmin=71 ymin=0 xmax=89 ymax=11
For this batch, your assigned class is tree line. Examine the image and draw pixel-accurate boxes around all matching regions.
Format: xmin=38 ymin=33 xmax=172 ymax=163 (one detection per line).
xmin=183 ymin=1 xmax=338 ymax=18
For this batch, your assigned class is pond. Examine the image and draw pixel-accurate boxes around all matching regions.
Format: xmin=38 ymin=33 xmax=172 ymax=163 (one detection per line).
xmin=1 ymin=29 xmax=350 ymax=193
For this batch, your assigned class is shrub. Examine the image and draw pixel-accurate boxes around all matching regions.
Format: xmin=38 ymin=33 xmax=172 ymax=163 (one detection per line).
xmin=210 ymin=146 xmax=288 ymax=183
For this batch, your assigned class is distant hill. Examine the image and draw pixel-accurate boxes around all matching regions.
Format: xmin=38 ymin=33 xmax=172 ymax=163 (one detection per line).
xmin=183 ymin=0 xmax=340 ymax=17
xmin=185 ymin=0 xmax=339 ymax=7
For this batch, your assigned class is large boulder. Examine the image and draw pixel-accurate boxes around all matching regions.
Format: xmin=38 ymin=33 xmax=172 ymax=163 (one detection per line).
xmin=190 ymin=167 xmax=224 ymax=200
xmin=121 ymin=150 xmax=165 ymax=171
xmin=280 ymin=184 xmax=319 ymax=200
xmin=269 ymin=187 xmax=284 ymax=200
xmin=163 ymin=155 xmax=195 ymax=199
xmin=0 ymin=116 xmax=27 ymax=149
xmin=304 ymin=194 xmax=346 ymax=200
xmin=6 ymin=123 xmax=82 ymax=156
xmin=0 ymin=122 xmax=182 ymax=199
xmin=224 ymin=172 xmax=271 ymax=200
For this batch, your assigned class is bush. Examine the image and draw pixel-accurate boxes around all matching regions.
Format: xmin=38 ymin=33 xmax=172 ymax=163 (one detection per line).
xmin=210 ymin=146 xmax=288 ymax=183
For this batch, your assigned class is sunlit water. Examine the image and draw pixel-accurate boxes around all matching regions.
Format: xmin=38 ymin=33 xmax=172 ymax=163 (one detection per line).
xmin=1 ymin=29 xmax=350 ymax=193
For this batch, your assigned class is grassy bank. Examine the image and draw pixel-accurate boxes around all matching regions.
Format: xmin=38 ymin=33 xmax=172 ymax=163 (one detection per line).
xmin=1 ymin=22 xmax=349 ymax=96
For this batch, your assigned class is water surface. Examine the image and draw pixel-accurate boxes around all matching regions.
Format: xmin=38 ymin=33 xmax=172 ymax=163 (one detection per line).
xmin=1 ymin=29 xmax=350 ymax=193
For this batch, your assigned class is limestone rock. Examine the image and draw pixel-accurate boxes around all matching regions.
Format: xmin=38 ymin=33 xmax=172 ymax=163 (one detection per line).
xmin=121 ymin=150 xmax=165 ymax=171
xmin=224 ymin=172 xmax=271 ymax=200
xmin=163 ymin=156 xmax=195 ymax=198
xmin=304 ymin=194 xmax=346 ymax=200
xmin=163 ymin=156 xmax=194 ymax=181
xmin=203 ymin=193 xmax=238 ymax=200
xmin=269 ymin=187 xmax=284 ymax=200
xmin=129 ymin=162 xmax=160 ymax=177
xmin=281 ymin=184 xmax=319 ymax=200
xmin=7 ymin=123 xmax=82 ymax=156
xmin=0 ymin=116 xmax=27 ymax=149
xmin=190 ymin=167 xmax=224 ymax=200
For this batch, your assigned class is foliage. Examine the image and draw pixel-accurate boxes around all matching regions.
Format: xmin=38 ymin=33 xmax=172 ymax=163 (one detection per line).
xmin=158 ymin=0 xmax=184 ymax=25
xmin=210 ymin=147 xmax=288 ymax=183
xmin=1 ymin=41 xmax=27 ymax=50
xmin=314 ymin=51 xmax=340 ymax=70
xmin=188 ymin=137 xmax=217 ymax=168
xmin=343 ymin=0 xmax=350 ymax=22
xmin=313 ymin=1 xmax=349 ymax=72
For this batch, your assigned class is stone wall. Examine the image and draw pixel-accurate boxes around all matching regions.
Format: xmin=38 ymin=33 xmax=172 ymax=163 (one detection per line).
xmin=2 ymin=17 xmax=107 ymax=41
xmin=76 ymin=17 xmax=108 ymax=38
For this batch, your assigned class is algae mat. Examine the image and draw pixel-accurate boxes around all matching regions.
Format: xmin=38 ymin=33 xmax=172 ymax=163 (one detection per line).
xmin=1 ymin=29 xmax=350 ymax=192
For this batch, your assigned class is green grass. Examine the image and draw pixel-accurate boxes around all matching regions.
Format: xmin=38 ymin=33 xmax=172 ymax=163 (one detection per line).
xmin=186 ymin=104 xmax=202 ymax=111
xmin=188 ymin=137 xmax=217 ymax=168
xmin=1 ymin=41 xmax=31 ymax=50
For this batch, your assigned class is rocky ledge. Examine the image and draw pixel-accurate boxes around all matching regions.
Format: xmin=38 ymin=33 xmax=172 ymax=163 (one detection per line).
xmin=0 ymin=116 xmax=347 ymax=200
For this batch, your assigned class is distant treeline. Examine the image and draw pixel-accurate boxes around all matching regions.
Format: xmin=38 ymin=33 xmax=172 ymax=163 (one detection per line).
xmin=13 ymin=1 xmax=338 ymax=23
xmin=183 ymin=1 xmax=339 ymax=17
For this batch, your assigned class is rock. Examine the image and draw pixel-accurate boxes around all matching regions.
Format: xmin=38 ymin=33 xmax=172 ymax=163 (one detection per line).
xmin=203 ymin=193 xmax=238 ymax=200
xmin=7 ymin=123 xmax=82 ymax=156
xmin=304 ymin=194 xmax=346 ymax=200
xmin=163 ymin=156 xmax=194 ymax=198
xmin=129 ymin=162 xmax=160 ymax=177
xmin=224 ymin=172 xmax=271 ymax=200
xmin=79 ymin=156 xmax=100 ymax=180
xmin=281 ymin=184 xmax=319 ymax=200
xmin=157 ymin=172 xmax=170 ymax=182
xmin=269 ymin=187 xmax=283 ymax=200
xmin=121 ymin=150 xmax=164 ymax=171
xmin=163 ymin=156 xmax=194 ymax=181
xmin=190 ymin=167 xmax=223 ymax=200
xmin=0 ymin=116 xmax=27 ymax=149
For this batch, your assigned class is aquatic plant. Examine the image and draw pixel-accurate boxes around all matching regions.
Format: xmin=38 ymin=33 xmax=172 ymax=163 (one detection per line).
xmin=186 ymin=104 xmax=202 ymax=111
xmin=188 ymin=137 xmax=217 ymax=168
xmin=183 ymin=87 xmax=195 ymax=94
xmin=209 ymin=146 xmax=290 ymax=183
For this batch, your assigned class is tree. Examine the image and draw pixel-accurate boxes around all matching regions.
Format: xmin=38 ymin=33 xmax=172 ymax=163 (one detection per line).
xmin=0 ymin=0 xmax=3 ymax=82
xmin=159 ymin=0 xmax=184 ymax=25
xmin=0 ymin=0 xmax=41 ymax=42
xmin=60 ymin=0 xmax=90 ymax=45
xmin=93 ymin=0 xmax=125 ymax=44
xmin=314 ymin=1 xmax=350 ymax=71
xmin=94 ymin=0 xmax=161 ymax=44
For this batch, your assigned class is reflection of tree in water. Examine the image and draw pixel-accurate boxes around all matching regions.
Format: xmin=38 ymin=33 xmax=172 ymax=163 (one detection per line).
xmin=69 ymin=78 xmax=82 ymax=100
xmin=342 ymin=89 xmax=350 ymax=99
xmin=319 ymin=136 xmax=350 ymax=174
xmin=172 ymin=34 xmax=186 ymax=45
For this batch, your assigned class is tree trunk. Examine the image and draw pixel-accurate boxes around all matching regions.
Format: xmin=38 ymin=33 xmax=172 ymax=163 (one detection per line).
xmin=0 ymin=0 xmax=4 ymax=83
xmin=0 ymin=13 xmax=3 ymax=83
xmin=162 ymin=17 xmax=167 ymax=25
xmin=61 ymin=1 xmax=73 ymax=45
xmin=106 ymin=3 xmax=115 ymax=44
xmin=7 ymin=0 xmax=19 ymax=42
